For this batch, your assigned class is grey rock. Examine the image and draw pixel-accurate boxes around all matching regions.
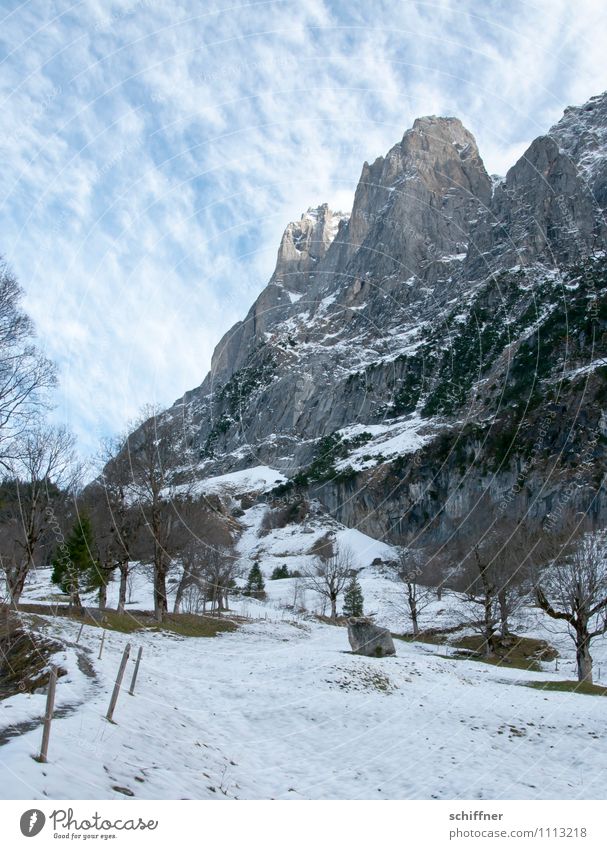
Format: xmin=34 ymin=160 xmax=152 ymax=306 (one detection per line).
xmin=347 ymin=617 xmax=396 ymax=658
xmin=123 ymin=91 xmax=607 ymax=549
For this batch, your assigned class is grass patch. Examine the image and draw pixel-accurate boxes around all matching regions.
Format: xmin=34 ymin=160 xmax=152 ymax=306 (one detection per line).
xmin=450 ymin=634 xmax=558 ymax=672
xmin=523 ymin=680 xmax=607 ymax=697
xmin=0 ymin=610 xmax=66 ymax=698
xmin=17 ymin=604 xmax=237 ymax=638
xmin=76 ymin=610 xmax=237 ymax=638
xmin=393 ymin=632 xmax=447 ymax=646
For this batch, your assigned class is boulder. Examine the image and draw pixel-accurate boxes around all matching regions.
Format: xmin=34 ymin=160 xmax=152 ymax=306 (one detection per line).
xmin=347 ymin=617 xmax=396 ymax=658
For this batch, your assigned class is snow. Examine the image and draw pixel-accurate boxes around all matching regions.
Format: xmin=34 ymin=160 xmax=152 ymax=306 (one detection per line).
xmin=4 ymin=510 xmax=607 ymax=801
xmin=336 ymin=416 xmax=432 ymax=471
xmin=565 ymin=359 xmax=606 ymax=381
xmin=191 ymin=465 xmax=286 ymax=496
xmin=2 ymin=601 xmax=606 ymax=800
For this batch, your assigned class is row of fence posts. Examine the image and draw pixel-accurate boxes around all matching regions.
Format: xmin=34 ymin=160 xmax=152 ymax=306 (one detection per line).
xmin=37 ymin=630 xmax=144 ymax=763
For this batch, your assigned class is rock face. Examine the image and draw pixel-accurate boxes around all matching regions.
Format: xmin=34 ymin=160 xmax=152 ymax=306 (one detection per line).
xmin=347 ymin=618 xmax=396 ymax=658
xmin=128 ymin=91 xmax=607 ymax=547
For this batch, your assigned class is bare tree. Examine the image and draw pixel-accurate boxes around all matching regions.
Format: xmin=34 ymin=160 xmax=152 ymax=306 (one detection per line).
xmin=384 ymin=547 xmax=434 ymax=636
xmin=0 ymin=261 xmax=56 ymax=462
xmin=1 ymin=425 xmax=77 ymax=604
xmin=125 ymin=406 xmax=189 ymax=621
xmin=460 ymin=539 xmax=500 ymax=656
xmin=171 ymin=543 xmax=239 ymax=616
xmin=172 ymin=538 xmax=206 ymax=613
xmin=303 ymin=542 xmax=354 ymax=621
xmin=89 ymin=436 xmax=143 ymax=613
xmin=451 ymin=501 xmax=535 ymax=653
xmin=535 ymin=532 xmax=607 ymax=683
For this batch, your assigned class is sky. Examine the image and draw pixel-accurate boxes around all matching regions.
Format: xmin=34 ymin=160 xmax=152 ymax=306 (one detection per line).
xmin=1 ymin=0 xmax=606 ymax=459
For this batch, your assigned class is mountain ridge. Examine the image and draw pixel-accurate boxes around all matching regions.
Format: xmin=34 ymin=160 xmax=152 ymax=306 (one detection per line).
xmin=129 ymin=91 xmax=607 ymax=547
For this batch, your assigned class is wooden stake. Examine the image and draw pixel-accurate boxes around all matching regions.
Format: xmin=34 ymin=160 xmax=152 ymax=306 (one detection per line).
xmin=128 ymin=646 xmax=143 ymax=696
xmin=37 ymin=667 xmax=57 ymax=763
xmin=98 ymin=629 xmax=106 ymax=659
xmin=76 ymin=622 xmax=84 ymax=644
xmin=106 ymin=644 xmax=131 ymax=723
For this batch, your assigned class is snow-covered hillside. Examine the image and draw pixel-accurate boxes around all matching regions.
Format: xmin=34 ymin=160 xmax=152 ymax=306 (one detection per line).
xmin=3 ymin=507 xmax=607 ymax=801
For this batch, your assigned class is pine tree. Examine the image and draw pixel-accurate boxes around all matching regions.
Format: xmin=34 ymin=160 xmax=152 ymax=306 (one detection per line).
xmin=270 ymin=564 xmax=290 ymax=580
xmin=244 ymin=562 xmax=266 ymax=599
xmin=343 ymin=574 xmax=364 ymax=617
xmin=51 ymin=512 xmax=98 ymax=609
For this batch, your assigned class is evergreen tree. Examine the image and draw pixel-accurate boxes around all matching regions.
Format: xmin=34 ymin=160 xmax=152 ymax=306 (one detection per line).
xmin=343 ymin=574 xmax=364 ymax=617
xmin=270 ymin=564 xmax=290 ymax=580
xmin=51 ymin=512 xmax=98 ymax=609
xmin=244 ymin=562 xmax=266 ymax=599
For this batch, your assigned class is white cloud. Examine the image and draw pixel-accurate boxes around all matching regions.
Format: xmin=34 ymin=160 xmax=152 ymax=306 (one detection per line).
xmin=0 ymin=0 xmax=605 ymax=457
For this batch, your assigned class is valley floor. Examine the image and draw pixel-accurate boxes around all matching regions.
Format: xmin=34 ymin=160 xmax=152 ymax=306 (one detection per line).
xmin=1 ymin=606 xmax=605 ymax=800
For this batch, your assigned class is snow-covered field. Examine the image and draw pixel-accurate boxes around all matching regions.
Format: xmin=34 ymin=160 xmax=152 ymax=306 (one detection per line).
xmin=2 ymin=504 xmax=607 ymax=801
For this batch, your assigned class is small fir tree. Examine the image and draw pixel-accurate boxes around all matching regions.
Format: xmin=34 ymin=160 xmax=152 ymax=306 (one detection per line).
xmin=51 ymin=512 xmax=98 ymax=609
xmin=343 ymin=574 xmax=364 ymax=617
xmin=270 ymin=564 xmax=290 ymax=580
xmin=244 ymin=562 xmax=266 ymax=599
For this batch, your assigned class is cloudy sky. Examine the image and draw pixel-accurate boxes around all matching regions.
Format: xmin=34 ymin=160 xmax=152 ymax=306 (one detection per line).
xmin=1 ymin=0 xmax=606 ymax=457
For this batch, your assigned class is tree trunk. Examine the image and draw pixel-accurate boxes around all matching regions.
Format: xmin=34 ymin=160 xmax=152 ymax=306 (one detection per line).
xmin=330 ymin=594 xmax=337 ymax=621
xmin=98 ymin=582 xmax=107 ymax=611
xmin=409 ymin=588 xmax=419 ymax=637
xmin=498 ymin=588 xmax=509 ymax=638
xmin=154 ymin=560 xmax=168 ymax=622
xmin=576 ymin=630 xmax=593 ymax=683
xmin=436 ymin=585 xmax=443 ymax=601
xmin=483 ymin=597 xmax=495 ymax=656
xmin=173 ymin=568 xmax=188 ymax=614
xmin=8 ymin=560 xmax=29 ymax=606
xmin=117 ymin=561 xmax=128 ymax=614
xmin=411 ymin=608 xmax=419 ymax=636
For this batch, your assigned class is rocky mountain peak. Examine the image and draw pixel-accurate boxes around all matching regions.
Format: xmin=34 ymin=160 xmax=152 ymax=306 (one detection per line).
xmin=549 ymin=90 xmax=607 ymax=209
xmin=271 ymin=203 xmax=348 ymax=293
xmin=328 ymin=114 xmax=491 ymax=284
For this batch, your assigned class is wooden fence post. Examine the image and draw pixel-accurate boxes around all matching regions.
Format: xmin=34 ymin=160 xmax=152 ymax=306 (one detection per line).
xmin=76 ymin=622 xmax=84 ymax=644
xmin=128 ymin=646 xmax=143 ymax=696
xmin=98 ymin=629 xmax=106 ymax=659
xmin=37 ymin=667 xmax=57 ymax=763
xmin=106 ymin=643 xmax=131 ymax=723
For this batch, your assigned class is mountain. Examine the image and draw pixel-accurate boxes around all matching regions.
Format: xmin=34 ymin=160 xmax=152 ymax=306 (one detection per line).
xmin=134 ymin=92 xmax=607 ymax=546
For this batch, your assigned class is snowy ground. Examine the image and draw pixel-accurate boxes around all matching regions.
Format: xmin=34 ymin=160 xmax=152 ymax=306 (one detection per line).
xmin=2 ymin=503 xmax=607 ymax=800
xmin=1 ymin=610 xmax=606 ymax=801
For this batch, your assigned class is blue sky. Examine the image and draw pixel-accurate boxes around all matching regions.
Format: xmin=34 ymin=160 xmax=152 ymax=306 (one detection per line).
xmin=1 ymin=0 xmax=606 ymax=458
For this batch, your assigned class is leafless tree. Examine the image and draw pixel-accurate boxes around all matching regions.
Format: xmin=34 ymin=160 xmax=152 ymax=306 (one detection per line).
xmin=124 ymin=405 xmax=189 ymax=621
xmin=303 ymin=541 xmax=354 ymax=621
xmin=88 ymin=435 xmax=143 ymax=613
xmin=384 ymin=547 xmax=434 ymax=635
xmin=0 ymin=261 xmax=56 ymax=462
xmin=534 ymin=531 xmax=607 ymax=683
xmin=1 ymin=425 xmax=77 ymax=604
xmin=450 ymin=499 xmax=536 ymax=653
xmin=172 ymin=538 xmax=206 ymax=613
xmin=171 ymin=543 xmax=239 ymax=615
xmin=460 ymin=538 xmax=500 ymax=656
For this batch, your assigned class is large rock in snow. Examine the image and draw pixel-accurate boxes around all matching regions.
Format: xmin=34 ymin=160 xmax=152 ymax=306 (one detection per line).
xmin=347 ymin=617 xmax=395 ymax=658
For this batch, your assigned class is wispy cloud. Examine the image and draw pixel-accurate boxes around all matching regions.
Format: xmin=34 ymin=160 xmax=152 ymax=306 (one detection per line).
xmin=0 ymin=0 xmax=605 ymax=456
